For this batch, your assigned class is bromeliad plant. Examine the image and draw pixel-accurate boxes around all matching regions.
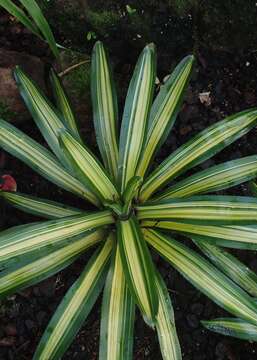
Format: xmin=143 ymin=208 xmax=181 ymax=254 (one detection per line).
xmin=2 ymin=42 xmax=257 ymax=359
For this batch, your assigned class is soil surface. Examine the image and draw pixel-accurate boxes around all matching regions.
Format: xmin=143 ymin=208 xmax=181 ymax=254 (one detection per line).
xmin=1 ymin=8 xmax=257 ymax=360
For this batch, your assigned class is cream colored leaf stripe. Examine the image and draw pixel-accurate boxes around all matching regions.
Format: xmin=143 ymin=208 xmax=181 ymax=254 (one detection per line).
xmin=140 ymin=109 xmax=257 ymax=201
xmin=14 ymin=67 xmax=68 ymax=166
xmin=0 ymin=229 xmax=104 ymax=299
xmin=118 ymin=216 xmax=158 ymax=326
xmin=155 ymin=271 xmax=181 ymax=360
xmin=142 ymin=220 xmax=257 ymax=249
xmin=50 ymin=69 xmax=82 ymax=142
xmin=144 ymin=229 xmax=257 ymax=326
xmin=136 ymin=55 xmax=194 ymax=178
xmin=137 ymin=196 xmax=257 ymax=223
xmin=153 ymin=155 xmax=257 ymax=201
xmin=60 ymin=131 xmax=119 ymax=202
xmin=34 ymin=235 xmax=113 ymax=360
xmin=118 ymin=44 xmax=156 ymax=192
xmin=193 ymin=238 xmax=257 ymax=297
xmin=99 ymin=243 xmax=135 ymax=360
xmin=0 ymin=119 xmax=99 ymax=206
xmin=91 ymin=41 xmax=119 ymax=181
xmin=0 ymin=211 xmax=113 ymax=266
xmin=0 ymin=191 xmax=82 ymax=219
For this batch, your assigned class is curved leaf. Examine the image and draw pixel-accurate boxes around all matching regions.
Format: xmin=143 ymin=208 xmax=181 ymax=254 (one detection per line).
xmin=33 ymin=234 xmax=113 ymax=360
xmin=0 ymin=119 xmax=99 ymax=206
xmin=136 ymin=55 xmax=194 ymax=178
xmin=60 ymin=131 xmax=119 ymax=202
xmin=140 ymin=108 xmax=257 ymax=201
xmin=99 ymin=243 xmax=135 ymax=360
xmin=153 ymin=155 xmax=257 ymax=201
xmin=192 ymin=238 xmax=257 ymax=297
xmin=14 ymin=67 xmax=69 ymax=168
xmin=0 ymin=0 xmax=39 ymax=36
xmin=117 ymin=216 xmax=158 ymax=326
xmin=155 ymin=271 xmax=181 ymax=360
xmin=0 ymin=229 xmax=104 ymax=299
xmin=118 ymin=44 xmax=156 ymax=192
xmin=202 ymin=318 xmax=257 ymax=341
xmin=0 ymin=210 xmax=113 ymax=267
xmin=137 ymin=196 xmax=257 ymax=225
xmin=50 ymin=69 xmax=82 ymax=142
xmin=144 ymin=229 xmax=257 ymax=326
xmin=91 ymin=41 xmax=119 ymax=181
xmin=0 ymin=191 xmax=82 ymax=219
xmin=19 ymin=0 xmax=59 ymax=58
xmin=142 ymin=219 xmax=257 ymax=250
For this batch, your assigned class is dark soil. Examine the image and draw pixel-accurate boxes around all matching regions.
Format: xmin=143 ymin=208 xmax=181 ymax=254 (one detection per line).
xmin=1 ymin=8 xmax=257 ymax=360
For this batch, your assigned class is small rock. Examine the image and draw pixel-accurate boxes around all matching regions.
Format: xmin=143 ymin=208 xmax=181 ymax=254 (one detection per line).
xmin=191 ymin=303 xmax=204 ymax=316
xmin=215 ymin=341 xmax=227 ymax=359
xmin=199 ymin=91 xmax=211 ymax=106
xmin=25 ymin=319 xmax=35 ymax=330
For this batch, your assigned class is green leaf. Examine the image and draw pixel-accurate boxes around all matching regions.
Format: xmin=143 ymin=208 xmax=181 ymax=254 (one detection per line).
xmin=153 ymin=155 xmax=257 ymax=201
xmin=192 ymin=237 xmax=257 ymax=297
xmin=137 ymin=196 xmax=257 ymax=225
xmin=0 ymin=228 xmax=104 ymax=299
xmin=91 ymin=41 xmax=119 ymax=181
xmin=0 ymin=191 xmax=82 ymax=219
xmin=139 ymin=108 xmax=257 ymax=201
xmin=155 ymin=271 xmax=181 ymax=360
xmin=144 ymin=229 xmax=257 ymax=326
xmin=136 ymin=55 xmax=194 ymax=178
xmin=0 ymin=210 xmax=113 ymax=267
xmin=33 ymin=234 xmax=113 ymax=360
xmin=14 ymin=67 xmax=70 ymax=168
xmin=59 ymin=131 xmax=119 ymax=202
xmin=0 ymin=119 xmax=99 ymax=206
xmin=122 ymin=176 xmax=143 ymax=216
xmin=202 ymin=318 xmax=257 ymax=342
xmin=117 ymin=216 xmax=158 ymax=326
xmin=99 ymin=243 xmax=135 ymax=360
xmin=142 ymin=219 xmax=257 ymax=250
xmin=18 ymin=0 xmax=59 ymax=58
xmin=50 ymin=69 xmax=82 ymax=142
xmin=118 ymin=44 xmax=156 ymax=192
xmin=249 ymin=180 xmax=257 ymax=196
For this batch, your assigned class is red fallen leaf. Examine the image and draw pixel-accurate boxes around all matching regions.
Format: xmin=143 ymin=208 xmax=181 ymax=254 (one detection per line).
xmin=0 ymin=175 xmax=17 ymax=192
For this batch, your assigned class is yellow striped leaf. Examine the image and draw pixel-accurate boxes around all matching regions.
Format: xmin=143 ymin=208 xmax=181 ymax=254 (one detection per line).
xmin=33 ymin=234 xmax=113 ymax=360
xmin=50 ymin=69 xmax=82 ymax=142
xmin=0 ymin=119 xmax=99 ymax=206
xmin=118 ymin=44 xmax=156 ymax=192
xmin=59 ymin=131 xmax=119 ymax=202
xmin=91 ymin=41 xmax=119 ymax=181
xmin=0 ymin=210 xmax=113 ymax=267
xmin=140 ymin=109 xmax=257 ymax=201
xmin=117 ymin=216 xmax=158 ymax=326
xmin=142 ymin=219 xmax=257 ymax=250
xmin=14 ymin=67 xmax=69 ymax=168
xmin=136 ymin=55 xmax=194 ymax=178
xmin=137 ymin=196 xmax=257 ymax=224
xmin=192 ymin=237 xmax=257 ymax=297
xmin=155 ymin=271 xmax=181 ymax=360
xmin=153 ymin=155 xmax=257 ymax=201
xmin=144 ymin=229 xmax=257 ymax=326
xmin=0 ymin=229 xmax=104 ymax=299
xmin=0 ymin=191 xmax=82 ymax=219
xmin=99 ymin=243 xmax=135 ymax=360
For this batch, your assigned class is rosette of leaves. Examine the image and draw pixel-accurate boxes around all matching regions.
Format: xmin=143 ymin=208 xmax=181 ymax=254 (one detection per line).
xmin=1 ymin=42 xmax=257 ymax=359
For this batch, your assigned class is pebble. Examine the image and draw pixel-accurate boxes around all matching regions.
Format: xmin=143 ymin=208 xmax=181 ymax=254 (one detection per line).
xmin=186 ymin=314 xmax=199 ymax=328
